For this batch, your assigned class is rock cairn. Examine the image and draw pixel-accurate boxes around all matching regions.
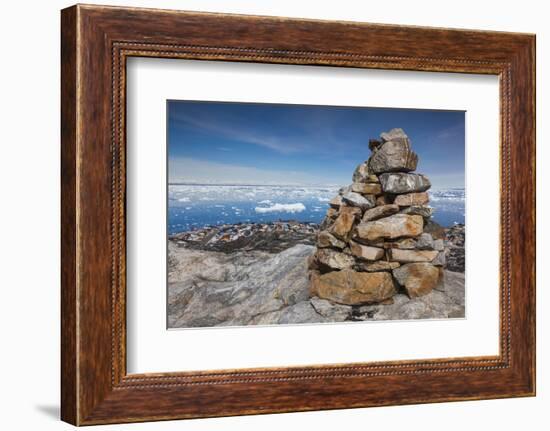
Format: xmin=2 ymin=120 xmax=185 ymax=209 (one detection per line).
xmin=309 ymin=128 xmax=446 ymax=305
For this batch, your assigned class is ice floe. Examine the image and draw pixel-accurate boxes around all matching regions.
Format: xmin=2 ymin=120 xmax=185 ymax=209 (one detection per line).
xmin=254 ymin=203 xmax=306 ymax=214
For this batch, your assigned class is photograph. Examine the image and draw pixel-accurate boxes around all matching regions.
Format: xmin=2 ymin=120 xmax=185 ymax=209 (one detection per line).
xmin=167 ymin=101 xmax=466 ymax=328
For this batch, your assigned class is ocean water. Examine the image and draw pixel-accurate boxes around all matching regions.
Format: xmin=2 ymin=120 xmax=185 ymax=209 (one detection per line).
xmin=168 ymin=184 xmax=465 ymax=235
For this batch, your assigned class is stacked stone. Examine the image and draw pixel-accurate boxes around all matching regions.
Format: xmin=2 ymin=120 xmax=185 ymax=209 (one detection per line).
xmin=309 ymin=128 xmax=446 ymax=306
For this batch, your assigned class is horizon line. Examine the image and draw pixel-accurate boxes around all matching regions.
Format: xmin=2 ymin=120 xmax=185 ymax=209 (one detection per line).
xmin=168 ymin=182 xmax=340 ymax=187
xmin=168 ymin=181 xmax=465 ymax=189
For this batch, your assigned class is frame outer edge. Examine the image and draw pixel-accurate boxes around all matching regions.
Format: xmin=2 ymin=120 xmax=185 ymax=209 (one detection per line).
xmin=60 ymin=5 xmax=79 ymax=426
xmin=526 ymin=35 xmax=536 ymax=395
xmin=500 ymin=35 xmax=536 ymax=396
xmin=531 ymin=35 xmax=537 ymax=396
xmin=524 ymin=35 xmax=537 ymax=396
xmin=61 ymin=4 xmax=536 ymax=424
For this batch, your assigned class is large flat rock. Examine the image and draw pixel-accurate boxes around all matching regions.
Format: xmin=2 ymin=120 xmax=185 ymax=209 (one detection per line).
xmin=310 ymin=269 xmax=395 ymax=305
xmin=168 ymin=243 xmax=316 ymax=328
xmin=356 ymin=214 xmax=424 ymax=241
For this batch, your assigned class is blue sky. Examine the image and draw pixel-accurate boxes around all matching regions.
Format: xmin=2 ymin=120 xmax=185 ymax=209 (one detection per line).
xmin=168 ymin=100 xmax=465 ymax=189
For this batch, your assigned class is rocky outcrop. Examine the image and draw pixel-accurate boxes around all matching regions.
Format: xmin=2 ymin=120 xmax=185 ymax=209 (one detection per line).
xmin=167 ymin=238 xmax=465 ymax=327
xmin=309 ymin=128 xmax=446 ymax=305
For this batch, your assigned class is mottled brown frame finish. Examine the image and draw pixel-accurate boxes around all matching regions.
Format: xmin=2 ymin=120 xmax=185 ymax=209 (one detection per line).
xmin=61 ymin=4 xmax=535 ymax=426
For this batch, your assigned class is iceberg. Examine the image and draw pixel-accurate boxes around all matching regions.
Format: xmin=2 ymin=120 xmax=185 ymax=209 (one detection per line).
xmin=255 ymin=203 xmax=306 ymax=214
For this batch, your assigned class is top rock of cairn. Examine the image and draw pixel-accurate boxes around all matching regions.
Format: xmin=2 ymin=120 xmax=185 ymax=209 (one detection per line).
xmin=309 ymin=128 xmax=445 ymax=306
xmin=368 ymin=128 xmax=418 ymax=174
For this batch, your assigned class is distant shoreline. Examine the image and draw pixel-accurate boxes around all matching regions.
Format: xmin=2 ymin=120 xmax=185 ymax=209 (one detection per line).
xmin=169 ymin=219 xmax=465 ymax=236
xmin=169 ymin=219 xmax=319 ymax=235
xmin=169 ymin=220 xmax=319 ymax=254
xmin=168 ymin=220 xmax=465 ymax=261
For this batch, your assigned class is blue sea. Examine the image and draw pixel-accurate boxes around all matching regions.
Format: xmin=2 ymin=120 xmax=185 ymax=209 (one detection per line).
xmin=168 ymin=184 xmax=465 ymax=235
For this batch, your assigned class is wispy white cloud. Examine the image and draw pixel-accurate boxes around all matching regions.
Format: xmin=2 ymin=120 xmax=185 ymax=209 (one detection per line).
xmin=170 ymin=111 xmax=307 ymax=154
xmin=433 ymin=122 xmax=465 ymax=141
xmin=169 ymin=109 xmax=368 ymax=156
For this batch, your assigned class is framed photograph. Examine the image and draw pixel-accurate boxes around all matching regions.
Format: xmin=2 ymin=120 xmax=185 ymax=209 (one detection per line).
xmin=61 ymin=4 xmax=536 ymax=425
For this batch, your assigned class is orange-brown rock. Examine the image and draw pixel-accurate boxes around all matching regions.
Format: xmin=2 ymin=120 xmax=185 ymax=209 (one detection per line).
xmin=308 ymin=270 xmax=321 ymax=296
xmin=355 ymin=260 xmax=400 ymax=272
xmin=317 ymin=230 xmax=347 ymax=249
xmin=388 ymin=248 xmax=439 ymax=263
xmin=329 ymin=206 xmax=361 ymax=240
xmin=319 ymin=207 xmax=340 ymax=230
xmin=349 ymin=241 xmax=384 ymax=261
xmin=310 ymin=269 xmax=396 ymax=305
xmin=392 ymin=263 xmax=441 ymax=297
xmin=355 ymin=214 xmax=423 ymax=241
xmin=383 ymin=238 xmax=417 ymax=250
xmin=326 ymin=207 xmax=338 ymax=219
xmin=329 ymin=195 xmax=343 ymax=208
xmin=352 ymin=237 xmax=385 ymax=248
xmin=361 ymin=204 xmax=400 ymax=222
xmin=315 ymin=249 xmax=355 ymax=270
xmin=394 ymin=192 xmax=429 ymax=207
xmin=351 ymin=182 xmax=382 ymax=195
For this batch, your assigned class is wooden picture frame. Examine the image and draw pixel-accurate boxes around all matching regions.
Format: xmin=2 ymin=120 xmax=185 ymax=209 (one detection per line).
xmin=61 ymin=4 xmax=536 ymax=425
